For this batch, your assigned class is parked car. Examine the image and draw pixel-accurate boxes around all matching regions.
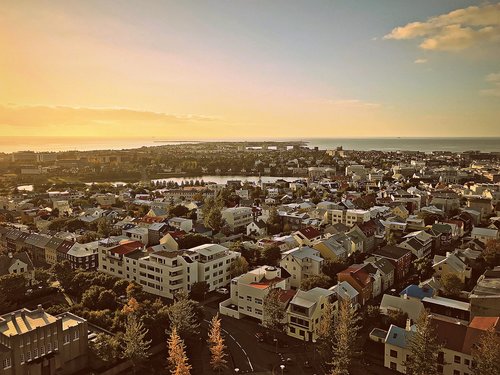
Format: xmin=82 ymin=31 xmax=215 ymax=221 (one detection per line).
xmin=216 ymin=287 xmax=229 ymax=294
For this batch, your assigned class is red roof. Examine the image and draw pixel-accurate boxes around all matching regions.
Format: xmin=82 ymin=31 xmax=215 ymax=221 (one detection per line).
xmin=338 ymin=264 xmax=372 ymax=286
xmin=111 ymin=240 xmax=143 ymax=255
xmin=297 ymin=226 xmax=321 ymax=239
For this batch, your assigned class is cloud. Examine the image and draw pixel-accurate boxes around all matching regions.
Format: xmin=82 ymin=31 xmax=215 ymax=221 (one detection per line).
xmin=481 ymin=72 xmax=500 ymax=97
xmin=328 ymin=99 xmax=381 ymax=109
xmin=414 ymin=58 xmax=428 ymax=64
xmin=0 ymin=104 xmax=219 ymax=128
xmin=384 ymin=3 xmax=500 ymax=51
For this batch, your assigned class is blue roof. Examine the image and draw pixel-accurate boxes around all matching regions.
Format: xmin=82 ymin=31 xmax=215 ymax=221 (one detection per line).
xmin=400 ymin=284 xmax=434 ymax=300
xmin=385 ymin=325 xmax=414 ymax=348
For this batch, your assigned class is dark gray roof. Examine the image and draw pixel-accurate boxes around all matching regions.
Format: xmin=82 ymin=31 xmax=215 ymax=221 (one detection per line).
xmin=45 ymin=237 xmax=64 ymax=250
xmin=0 ymin=251 xmax=34 ymax=276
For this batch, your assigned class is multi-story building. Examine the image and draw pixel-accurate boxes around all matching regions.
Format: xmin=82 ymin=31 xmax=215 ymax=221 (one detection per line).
xmin=399 ymin=230 xmax=433 ymax=259
xmin=66 ymin=241 xmax=99 ymax=270
xmin=337 ymin=264 xmax=373 ymax=305
xmin=99 ymin=240 xmax=239 ymax=299
xmin=221 ymin=207 xmax=253 ymax=232
xmin=331 ymin=209 xmax=370 ymax=227
xmin=286 ymin=287 xmax=337 ymax=341
xmin=0 ymin=252 xmax=34 ymax=285
xmin=280 ymin=246 xmax=324 ymax=289
xmin=384 ymin=316 xmax=499 ymax=375
xmin=373 ymin=246 xmax=413 ymax=281
xmin=219 ymin=266 xmax=293 ymax=322
xmin=0 ymin=306 xmax=88 ymax=375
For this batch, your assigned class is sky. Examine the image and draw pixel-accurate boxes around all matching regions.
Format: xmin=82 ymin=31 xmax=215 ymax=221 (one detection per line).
xmin=1 ymin=0 xmax=499 ymax=140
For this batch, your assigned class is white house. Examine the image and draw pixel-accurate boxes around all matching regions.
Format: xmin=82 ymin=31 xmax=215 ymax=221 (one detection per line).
xmin=280 ymin=246 xmax=324 ymax=289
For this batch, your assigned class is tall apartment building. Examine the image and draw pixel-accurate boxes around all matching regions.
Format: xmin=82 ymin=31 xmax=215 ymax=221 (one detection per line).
xmin=280 ymin=246 xmax=324 ymax=289
xmin=331 ymin=209 xmax=370 ymax=227
xmin=98 ymin=239 xmax=239 ymax=299
xmin=0 ymin=306 xmax=88 ymax=375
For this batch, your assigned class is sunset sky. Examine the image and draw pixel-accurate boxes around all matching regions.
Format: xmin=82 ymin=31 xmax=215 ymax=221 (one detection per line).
xmin=1 ymin=0 xmax=499 ymax=139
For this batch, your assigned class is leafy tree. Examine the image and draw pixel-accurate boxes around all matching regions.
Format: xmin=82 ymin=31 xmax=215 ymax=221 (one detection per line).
xmin=48 ymin=218 xmax=68 ymax=231
xmin=300 ymin=274 xmax=332 ymax=291
xmin=66 ymin=219 xmax=86 ymax=232
xmin=322 ymin=260 xmax=348 ymax=283
xmin=330 ymin=300 xmax=361 ymax=375
xmin=34 ymin=268 xmax=52 ymax=288
xmin=316 ymin=300 xmax=336 ymax=359
xmin=413 ymin=257 xmax=433 ymax=282
xmin=167 ymin=327 xmax=191 ymax=375
xmin=90 ymin=333 xmax=121 ymax=363
xmin=113 ymin=279 xmax=130 ymax=296
xmin=208 ymin=314 xmax=228 ymax=373
xmin=121 ymin=314 xmax=151 ymax=374
xmin=82 ymin=285 xmax=105 ymax=309
xmin=229 ymin=256 xmax=249 ymax=277
xmin=366 ymin=305 xmax=381 ymax=324
xmin=97 ymin=218 xmax=112 ymax=238
xmin=167 ymin=291 xmax=201 ymax=339
xmin=97 ymin=289 xmax=117 ymax=310
xmin=403 ymin=311 xmax=441 ymax=375
xmin=0 ymin=273 xmax=27 ymax=304
xmin=441 ymin=273 xmax=464 ymax=297
xmin=263 ymin=288 xmax=287 ymax=333
xmin=262 ymin=245 xmax=281 ymax=266
xmin=205 ymin=207 xmax=223 ymax=232
xmin=189 ymin=281 xmax=209 ymax=301
xmin=388 ymin=309 xmax=408 ymax=328
xmin=483 ymin=239 xmax=500 ymax=268
xmin=472 ymin=326 xmax=500 ymax=375
xmin=169 ymin=205 xmax=189 ymax=218
xmin=266 ymin=207 xmax=282 ymax=234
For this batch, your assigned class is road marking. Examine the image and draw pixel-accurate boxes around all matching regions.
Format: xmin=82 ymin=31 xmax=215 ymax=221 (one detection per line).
xmin=204 ymin=319 xmax=254 ymax=372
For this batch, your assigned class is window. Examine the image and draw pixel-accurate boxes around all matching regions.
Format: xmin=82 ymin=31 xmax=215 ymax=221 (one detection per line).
xmin=54 ymin=341 xmax=58 ymax=350
xmin=255 ymin=298 xmax=262 ymax=305
xmin=464 ymin=359 xmax=470 ymax=366
xmin=3 ymin=358 xmax=11 ymax=369
xmin=390 ymin=350 xmax=398 ymax=358
xmin=247 ymin=296 xmax=252 ymax=302
xmin=247 ymin=306 xmax=252 ymax=312
xmin=41 ymin=345 xmax=45 ymax=355
xmin=64 ymin=334 xmax=70 ymax=344
xmin=27 ymin=351 xmax=31 ymax=361
xmin=453 ymin=371 xmax=460 ymax=375
xmin=454 ymin=356 xmax=461 ymax=364
xmin=34 ymin=348 xmax=38 ymax=358
xmin=20 ymin=353 xmax=24 ymax=364
xmin=47 ymin=342 xmax=52 ymax=352
xmin=390 ymin=362 xmax=397 ymax=370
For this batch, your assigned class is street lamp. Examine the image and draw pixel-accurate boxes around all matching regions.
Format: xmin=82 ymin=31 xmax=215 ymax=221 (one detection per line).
xmin=274 ymin=338 xmax=278 ymax=353
xmin=234 ymin=368 xmax=239 ymax=374
xmin=312 ymin=338 xmax=317 ymax=361
xmin=280 ymin=364 xmax=285 ymax=375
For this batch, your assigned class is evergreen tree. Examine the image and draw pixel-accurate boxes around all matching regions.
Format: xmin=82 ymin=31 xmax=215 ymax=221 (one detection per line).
xmin=329 ymin=299 xmax=360 ymax=375
xmin=167 ymin=291 xmax=201 ymax=339
xmin=121 ymin=314 xmax=152 ymax=374
xmin=316 ymin=300 xmax=336 ymax=359
xmin=472 ymin=326 xmax=500 ymax=375
xmin=167 ymin=327 xmax=192 ymax=375
xmin=403 ymin=311 xmax=440 ymax=375
xmin=208 ymin=314 xmax=228 ymax=373
xmin=263 ymin=288 xmax=286 ymax=332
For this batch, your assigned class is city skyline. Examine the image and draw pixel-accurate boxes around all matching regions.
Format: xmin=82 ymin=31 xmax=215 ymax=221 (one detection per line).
xmin=2 ymin=0 xmax=500 ymax=140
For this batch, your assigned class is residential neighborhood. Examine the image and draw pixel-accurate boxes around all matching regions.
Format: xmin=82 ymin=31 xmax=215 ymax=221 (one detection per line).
xmin=0 ymin=141 xmax=499 ymax=374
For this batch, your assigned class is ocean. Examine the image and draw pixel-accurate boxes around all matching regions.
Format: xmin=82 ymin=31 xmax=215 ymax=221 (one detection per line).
xmin=1 ymin=136 xmax=499 ymax=153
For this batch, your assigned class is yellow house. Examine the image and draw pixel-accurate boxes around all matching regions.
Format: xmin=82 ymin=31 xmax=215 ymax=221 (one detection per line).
xmin=433 ymin=252 xmax=472 ymax=284
xmin=286 ymin=287 xmax=338 ymax=341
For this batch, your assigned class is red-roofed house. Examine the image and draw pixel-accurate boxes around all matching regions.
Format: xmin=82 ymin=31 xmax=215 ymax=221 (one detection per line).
xmin=293 ymin=226 xmax=322 ymax=246
xmin=337 ymin=264 xmax=373 ymax=305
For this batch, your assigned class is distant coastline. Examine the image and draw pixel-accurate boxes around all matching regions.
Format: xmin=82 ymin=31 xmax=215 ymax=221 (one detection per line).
xmin=0 ymin=136 xmax=499 ymax=154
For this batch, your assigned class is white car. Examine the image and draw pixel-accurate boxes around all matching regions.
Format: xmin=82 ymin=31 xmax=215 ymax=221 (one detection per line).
xmin=216 ymin=287 xmax=229 ymax=294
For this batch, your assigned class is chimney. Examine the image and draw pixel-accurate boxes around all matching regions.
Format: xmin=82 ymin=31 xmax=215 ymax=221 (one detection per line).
xmin=37 ymin=304 xmax=43 ymax=313
xmin=405 ymin=318 xmax=412 ymax=331
xmin=8 ymin=252 xmax=13 ymax=258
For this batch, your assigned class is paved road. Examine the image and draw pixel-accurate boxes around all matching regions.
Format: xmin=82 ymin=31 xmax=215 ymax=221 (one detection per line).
xmin=203 ymin=306 xmax=321 ymax=374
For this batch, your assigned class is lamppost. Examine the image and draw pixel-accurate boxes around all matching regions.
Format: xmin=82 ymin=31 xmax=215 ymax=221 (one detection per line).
xmin=274 ymin=338 xmax=278 ymax=354
xmin=234 ymin=368 xmax=239 ymax=374
xmin=280 ymin=364 xmax=285 ymax=375
xmin=312 ymin=338 xmax=317 ymax=361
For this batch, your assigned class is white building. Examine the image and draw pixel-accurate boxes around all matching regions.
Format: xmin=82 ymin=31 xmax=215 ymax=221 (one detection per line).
xmin=471 ymin=227 xmax=498 ymax=244
xmin=331 ymin=209 xmax=370 ymax=227
xmin=168 ymin=217 xmax=193 ymax=233
xmin=280 ymin=246 xmax=324 ymax=289
xmin=99 ymin=240 xmax=239 ymax=299
xmin=219 ymin=266 xmax=292 ymax=322
xmin=221 ymin=207 xmax=253 ymax=231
